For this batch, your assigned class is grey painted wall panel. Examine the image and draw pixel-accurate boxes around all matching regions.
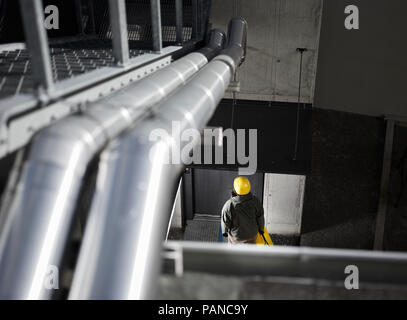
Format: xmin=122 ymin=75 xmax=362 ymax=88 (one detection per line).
xmin=192 ymin=169 xmax=264 ymax=216
xmin=211 ymin=0 xmax=323 ymax=103
xmin=314 ymin=0 xmax=407 ymax=116
xmin=301 ymin=108 xmax=384 ymax=249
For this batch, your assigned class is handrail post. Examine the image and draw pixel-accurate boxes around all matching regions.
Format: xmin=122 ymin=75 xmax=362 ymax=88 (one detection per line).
xmin=19 ymin=0 xmax=54 ymax=94
xmin=175 ymin=0 xmax=183 ymax=44
xmin=109 ymin=0 xmax=130 ymax=66
xmin=150 ymin=0 xmax=162 ymax=53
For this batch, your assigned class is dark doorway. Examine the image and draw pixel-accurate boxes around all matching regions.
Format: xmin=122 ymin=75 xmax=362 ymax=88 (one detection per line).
xmin=182 ymin=168 xmax=264 ymax=219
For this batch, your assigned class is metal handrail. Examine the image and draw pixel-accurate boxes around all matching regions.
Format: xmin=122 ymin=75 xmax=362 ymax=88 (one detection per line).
xmin=0 ymin=30 xmax=226 ymax=300
xmin=69 ymin=18 xmax=248 ymax=300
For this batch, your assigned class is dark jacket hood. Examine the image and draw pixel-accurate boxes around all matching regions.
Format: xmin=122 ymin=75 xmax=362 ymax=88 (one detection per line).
xmin=231 ymin=193 xmax=253 ymax=205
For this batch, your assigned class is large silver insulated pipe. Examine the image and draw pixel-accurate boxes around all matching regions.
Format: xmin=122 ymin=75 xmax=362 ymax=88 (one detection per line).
xmin=69 ymin=18 xmax=248 ymax=300
xmin=0 ymin=30 xmax=226 ymax=300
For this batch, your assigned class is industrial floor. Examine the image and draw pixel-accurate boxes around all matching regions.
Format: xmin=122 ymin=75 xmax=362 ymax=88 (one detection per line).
xmin=183 ymin=214 xmax=226 ymax=243
xmin=168 ymin=214 xmax=300 ymax=246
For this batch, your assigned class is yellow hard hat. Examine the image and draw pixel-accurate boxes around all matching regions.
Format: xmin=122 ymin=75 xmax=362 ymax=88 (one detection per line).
xmin=233 ymin=177 xmax=251 ymax=195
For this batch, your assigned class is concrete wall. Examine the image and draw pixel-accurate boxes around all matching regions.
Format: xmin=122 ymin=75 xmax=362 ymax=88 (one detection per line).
xmin=301 ymin=108 xmax=384 ymax=249
xmin=211 ymin=0 xmax=323 ymax=103
xmin=314 ymin=0 xmax=407 ymax=117
xmin=263 ymin=173 xmax=305 ymax=236
xmin=384 ymin=125 xmax=407 ymax=251
xmin=169 ymin=182 xmax=183 ymax=230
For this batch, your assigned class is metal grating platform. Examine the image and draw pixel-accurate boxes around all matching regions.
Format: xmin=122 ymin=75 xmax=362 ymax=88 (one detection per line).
xmin=97 ymin=0 xmax=195 ymax=43
xmin=0 ymin=0 xmax=212 ymax=100
xmin=184 ymin=214 xmax=224 ymax=243
xmin=0 ymin=39 xmax=148 ymax=99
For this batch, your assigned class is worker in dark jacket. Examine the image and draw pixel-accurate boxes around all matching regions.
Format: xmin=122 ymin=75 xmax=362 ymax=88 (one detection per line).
xmin=221 ymin=177 xmax=265 ymax=244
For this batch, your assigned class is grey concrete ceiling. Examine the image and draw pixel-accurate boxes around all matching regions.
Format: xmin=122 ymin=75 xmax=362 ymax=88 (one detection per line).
xmin=211 ymin=0 xmax=323 ymax=104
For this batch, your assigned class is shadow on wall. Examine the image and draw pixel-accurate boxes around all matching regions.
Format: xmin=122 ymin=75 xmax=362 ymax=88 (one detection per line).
xmin=301 ymin=216 xmax=375 ymax=250
xmin=300 ymin=108 xmax=385 ymax=250
xmin=385 ymin=125 xmax=407 ymax=252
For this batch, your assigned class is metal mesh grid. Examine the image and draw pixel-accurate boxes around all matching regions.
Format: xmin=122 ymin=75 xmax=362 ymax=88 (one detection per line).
xmin=0 ymin=39 xmax=146 ymax=99
xmin=96 ymin=0 xmax=198 ymax=43
xmin=0 ymin=0 xmax=211 ymax=100
xmin=122 ymin=25 xmax=192 ymax=42
xmin=183 ymin=215 xmax=222 ymax=242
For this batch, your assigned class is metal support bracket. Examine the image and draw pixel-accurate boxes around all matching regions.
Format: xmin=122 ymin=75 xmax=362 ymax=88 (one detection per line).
xmin=374 ymin=119 xmax=396 ymax=250
xmin=19 ymin=0 xmax=54 ymax=94
xmin=109 ymin=0 xmax=130 ymax=65
xmin=150 ymin=0 xmax=163 ymax=53
xmin=227 ymin=80 xmax=241 ymax=93
xmin=175 ymin=0 xmax=183 ymax=44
